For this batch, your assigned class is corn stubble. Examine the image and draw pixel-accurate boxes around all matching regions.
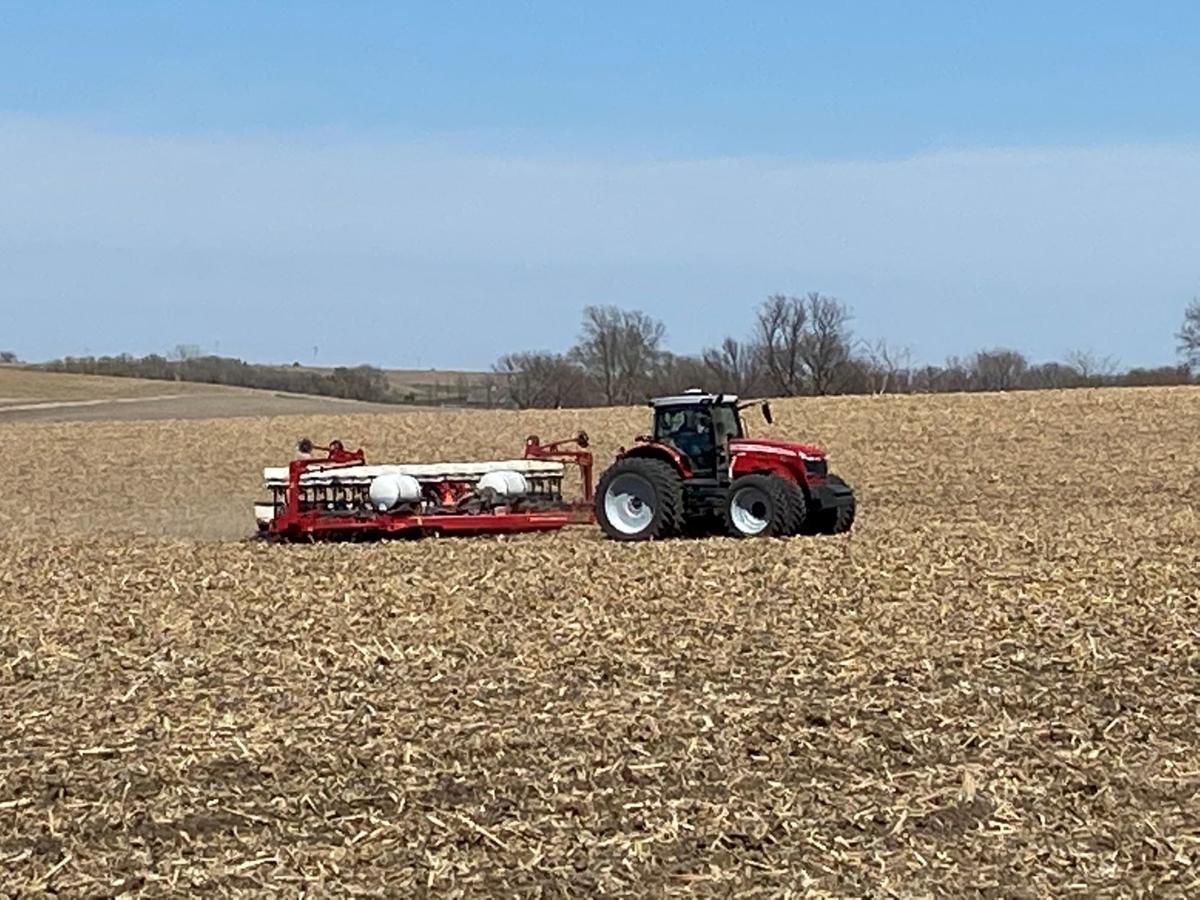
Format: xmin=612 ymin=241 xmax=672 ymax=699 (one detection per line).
xmin=2 ymin=388 xmax=1199 ymax=894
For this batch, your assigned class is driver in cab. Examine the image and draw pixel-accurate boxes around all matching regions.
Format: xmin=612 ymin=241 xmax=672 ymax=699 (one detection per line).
xmin=660 ymin=408 xmax=715 ymax=472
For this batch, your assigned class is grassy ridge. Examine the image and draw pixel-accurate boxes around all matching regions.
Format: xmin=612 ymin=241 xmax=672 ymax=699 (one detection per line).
xmin=35 ymin=354 xmax=498 ymax=406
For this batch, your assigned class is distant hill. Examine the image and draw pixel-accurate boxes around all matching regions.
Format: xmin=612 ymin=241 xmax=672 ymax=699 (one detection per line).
xmin=286 ymin=364 xmax=498 ymax=405
xmin=30 ymin=354 xmax=502 ymax=408
xmin=0 ymin=367 xmax=419 ymax=422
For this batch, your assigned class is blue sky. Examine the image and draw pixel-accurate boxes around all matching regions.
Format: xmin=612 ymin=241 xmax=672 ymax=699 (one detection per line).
xmin=2 ymin=2 xmax=1199 ymax=368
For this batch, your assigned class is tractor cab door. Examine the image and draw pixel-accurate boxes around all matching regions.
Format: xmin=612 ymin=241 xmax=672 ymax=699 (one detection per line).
xmin=655 ymin=406 xmax=719 ymax=475
xmin=709 ymin=403 xmax=742 ymax=471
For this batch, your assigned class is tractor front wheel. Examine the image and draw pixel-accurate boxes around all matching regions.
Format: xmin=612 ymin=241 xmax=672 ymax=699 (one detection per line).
xmin=595 ymin=457 xmax=684 ymax=541
xmin=781 ymin=480 xmax=809 ymax=535
xmin=724 ymin=473 xmax=794 ymax=538
xmin=818 ymin=475 xmax=856 ymax=534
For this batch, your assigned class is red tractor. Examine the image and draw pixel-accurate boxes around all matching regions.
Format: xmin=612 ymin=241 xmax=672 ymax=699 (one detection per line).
xmin=594 ymin=389 xmax=855 ymax=540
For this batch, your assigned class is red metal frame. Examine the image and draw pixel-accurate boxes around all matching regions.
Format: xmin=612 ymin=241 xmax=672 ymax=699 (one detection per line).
xmin=263 ymin=434 xmax=595 ymax=541
xmin=522 ymin=431 xmax=594 ymax=524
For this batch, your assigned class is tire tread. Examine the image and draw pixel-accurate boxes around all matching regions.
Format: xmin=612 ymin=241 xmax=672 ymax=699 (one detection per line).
xmin=819 ymin=474 xmax=856 ymax=534
xmin=595 ymin=457 xmax=685 ymax=541
xmin=724 ymin=473 xmax=794 ymax=538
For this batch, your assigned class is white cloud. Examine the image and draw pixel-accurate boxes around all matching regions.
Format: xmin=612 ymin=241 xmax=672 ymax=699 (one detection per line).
xmin=2 ymin=116 xmax=1197 ymax=367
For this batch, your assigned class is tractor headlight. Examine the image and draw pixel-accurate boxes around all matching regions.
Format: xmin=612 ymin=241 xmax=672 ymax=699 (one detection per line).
xmin=801 ymin=455 xmax=828 ymax=477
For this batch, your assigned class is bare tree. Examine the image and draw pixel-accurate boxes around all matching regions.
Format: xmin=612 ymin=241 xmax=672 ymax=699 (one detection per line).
xmin=170 ymin=343 xmax=203 ymax=361
xmin=651 ymin=352 xmax=711 ymax=396
xmin=909 ymin=364 xmax=946 ymax=394
xmin=1123 ymin=365 xmax=1193 ymax=386
xmin=1178 ymin=298 xmax=1200 ymax=372
xmin=1064 ymin=349 xmax=1118 ymax=385
xmin=970 ymin=348 xmax=1028 ymax=391
xmin=753 ymin=293 xmax=855 ymax=394
xmin=862 ymin=339 xmax=912 ymax=395
xmin=572 ymin=306 xmax=621 ymax=404
xmin=493 ymin=352 xmax=590 ymax=409
xmin=701 ymin=337 xmax=761 ymax=394
xmin=614 ymin=308 xmax=667 ymax=402
xmin=754 ymin=294 xmax=808 ymax=395
xmin=798 ymin=293 xmax=854 ymax=395
xmin=941 ymin=357 xmax=973 ymax=392
xmin=0 ymin=351 xmax=18 ymax=364
xmin=833 ymin=358 xmax=877 ymax=395
xmin=572 ymin=305 xmax=666 ymax=405
xmin=1024 ymin=361 xmax=1079 ymax=390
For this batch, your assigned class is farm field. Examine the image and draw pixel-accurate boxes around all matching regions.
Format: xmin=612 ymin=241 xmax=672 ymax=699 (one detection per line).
xmin=1 ymin=384 xmax=1199 ymax=893
xmin=0 ymin=368 xmax=413 ymax=423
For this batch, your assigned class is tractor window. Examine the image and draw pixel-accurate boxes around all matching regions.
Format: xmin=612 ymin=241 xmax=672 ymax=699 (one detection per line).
xmin=655 ymin=408 xmax=711 ymax=441
xmin=711 ymin=405 xmax=742 ymax=440
xmin=655 ymin=409 xmax=685 ymax=437
xmin=655 ymin=407 xmax=719 ymax=472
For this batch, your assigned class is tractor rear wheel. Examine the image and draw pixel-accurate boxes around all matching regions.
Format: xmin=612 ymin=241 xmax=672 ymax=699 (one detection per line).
xmin=819 ymin=475 xmax=856 ymax=534
xmin=595 ymin=457 xmax=684 ymax=541
xmin=724 ymin=473 xmax=794 ymax=538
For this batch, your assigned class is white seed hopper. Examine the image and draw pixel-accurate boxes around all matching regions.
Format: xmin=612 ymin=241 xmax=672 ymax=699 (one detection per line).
xmin=262 ymin=457 xmax=566 ymax=488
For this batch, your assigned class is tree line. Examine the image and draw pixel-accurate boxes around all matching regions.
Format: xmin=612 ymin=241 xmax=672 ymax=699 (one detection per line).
xmin=7 ymin=296 xmax=1199 ymax=408
xmin=493 ymin=294 xmax=1200 ymax=408
xmin=40 ymin=351 xmax=396 ymax=403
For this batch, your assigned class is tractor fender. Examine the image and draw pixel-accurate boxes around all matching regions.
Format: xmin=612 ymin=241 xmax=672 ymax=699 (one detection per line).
xmin=619 ymin=442 xmax=693 ymax=478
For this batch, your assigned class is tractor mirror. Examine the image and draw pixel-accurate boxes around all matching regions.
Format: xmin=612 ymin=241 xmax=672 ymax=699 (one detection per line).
xmin=761 ymin=402 xmax=773 ymax=425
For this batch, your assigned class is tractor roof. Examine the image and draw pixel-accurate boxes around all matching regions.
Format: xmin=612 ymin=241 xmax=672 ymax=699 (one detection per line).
xmin=650 ymin=389 xmax=739 ymax=408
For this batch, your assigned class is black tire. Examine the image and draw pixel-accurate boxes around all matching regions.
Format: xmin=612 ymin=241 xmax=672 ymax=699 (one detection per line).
xmin=819 ymin=475 xmax=856 ymax=534
xmin=723 ymin=473 xmax=794 ymax=538
xmin=595 ymin=457 xmax=684 ymax=541
xmin=780 ymin=479 xmax=810 ymax=536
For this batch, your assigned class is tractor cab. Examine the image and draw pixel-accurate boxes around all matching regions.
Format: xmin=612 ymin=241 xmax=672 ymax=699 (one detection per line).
xmin=650 ymin=389 xmax=771 ymax=475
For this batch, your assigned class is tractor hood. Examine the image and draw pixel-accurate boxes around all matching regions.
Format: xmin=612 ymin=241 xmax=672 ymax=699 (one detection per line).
xmin=729 ymin=437 xmax=826 ymax=459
